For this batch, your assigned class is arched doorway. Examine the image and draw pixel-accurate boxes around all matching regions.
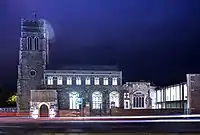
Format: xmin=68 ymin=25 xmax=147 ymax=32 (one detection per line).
xmin=39 ymin=104 xmax=49 ymax=117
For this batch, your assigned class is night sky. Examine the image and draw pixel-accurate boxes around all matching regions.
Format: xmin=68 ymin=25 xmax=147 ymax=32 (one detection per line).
xmin=0 ymin=0 xmax=200 ymax=91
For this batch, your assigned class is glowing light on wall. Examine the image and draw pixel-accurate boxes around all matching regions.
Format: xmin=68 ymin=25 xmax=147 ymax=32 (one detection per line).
xmin=31 ymin=109 xmax=38 ymax=119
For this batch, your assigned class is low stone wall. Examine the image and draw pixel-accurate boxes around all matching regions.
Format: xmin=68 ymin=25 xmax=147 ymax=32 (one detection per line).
xmin=111 ymin=107 xmax=184 ymax=116
xmin=59 ymin=109 xmax=81 ymax=117
xmin=0 ymin=108 xmax=185 ymax=117
xmin=190 ymin=108 xmax=200 ymax=114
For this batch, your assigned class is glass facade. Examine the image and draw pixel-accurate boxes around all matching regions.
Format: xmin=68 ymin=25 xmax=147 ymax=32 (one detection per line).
xmin=156 ymin=83 xmax=187 ymax=109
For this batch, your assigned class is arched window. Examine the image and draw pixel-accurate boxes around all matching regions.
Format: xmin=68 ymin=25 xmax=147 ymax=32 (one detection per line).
xmin=109 ymin=91 xmax=119 ymax=108
xmin=132 ymin=92 xmax=145 ymax=108
xmin=69 ymin=92 xmax=79 ymax=109
xmin=34 ymin=37 xmax=39 ymax=50
xmin=27 ymin=37 xmax=32 ymax=50
xmin=92 ymin=91 xmax=102 ymax=109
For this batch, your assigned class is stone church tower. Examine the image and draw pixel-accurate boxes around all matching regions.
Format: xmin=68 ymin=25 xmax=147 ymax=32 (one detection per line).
xmin=17 ymin=15 xmax=49 ymax=112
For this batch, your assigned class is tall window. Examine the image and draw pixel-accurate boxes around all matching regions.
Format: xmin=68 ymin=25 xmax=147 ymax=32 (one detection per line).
xmin=67 ymin=77 xmax=72 ymax=85
xmin=76 ymin=77 xmax=81 ymax=85
xmin=92 ymin=91 xmax=102 ymax=109
xmin=109 ymin=91 xmax=120 ymax=108
xmin=166 ymin=88 xmax=170 ymax=101
xmin=34 ymin=37 xmax=39 ymax=50
xmin=157 ymin=90 xmax=161 ymax=102
xmin=184 ymin=84 xmax=187 ymax=100
xmin=161 ymin=89 xmax=163 ymax=102
xmin=69 ymin=92 xmax=79 ymax=109
xmin=132 ymin=92 xmax=145 ymax=108
xmin=103 ymin=77 xmax=108 ymax=85
xmin=94 ymin=77 xmax=99 ymax=85
xmin=57 ymin=76 xmax=63 ymax=85
xmin=47 ymin=76 xmax=53 ymax=85
xmin=171 ymin=87 xmax=175 ymax=101
xmin=27 ymin=37 xmax=32 ymax=50
xmin=112 ymin=78 xmax=118 ymax=85
xmin=85 ymin=77 xmax=90 ymax=85
xmin=175 ymin=86 xmax=180 ymax=100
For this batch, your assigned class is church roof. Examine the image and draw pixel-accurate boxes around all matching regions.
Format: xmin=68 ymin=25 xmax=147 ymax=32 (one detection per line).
xmin=55 ymin=65 xmax=120 ymax=71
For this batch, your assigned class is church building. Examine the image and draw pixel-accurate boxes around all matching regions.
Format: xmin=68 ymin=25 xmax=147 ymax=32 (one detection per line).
xmin=16 ymin=16 xmax=159 ymax=118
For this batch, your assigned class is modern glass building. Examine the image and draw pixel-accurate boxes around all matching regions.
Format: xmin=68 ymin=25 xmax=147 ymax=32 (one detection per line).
xmin=156 ymin=83 xmax=187 ymax=109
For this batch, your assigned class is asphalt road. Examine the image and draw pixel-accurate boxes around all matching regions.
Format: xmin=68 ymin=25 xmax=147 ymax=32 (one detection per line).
xmin=0 ymin=118 xmax=200 ymax=134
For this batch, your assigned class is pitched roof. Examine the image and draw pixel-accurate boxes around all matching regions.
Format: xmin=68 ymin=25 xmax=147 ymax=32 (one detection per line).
xmin=53 ymin=65 xmax=120 ymax=71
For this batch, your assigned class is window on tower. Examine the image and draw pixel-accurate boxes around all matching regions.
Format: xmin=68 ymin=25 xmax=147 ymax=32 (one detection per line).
xmin=35 ymin=37 xmax=39 ymax=50
xmin=27 ymin=37 xmax=32 ymax=50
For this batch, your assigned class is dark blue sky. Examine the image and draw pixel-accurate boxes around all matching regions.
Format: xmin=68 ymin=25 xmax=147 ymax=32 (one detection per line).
xmin=0 ymin=0 xmax=200 ymax=90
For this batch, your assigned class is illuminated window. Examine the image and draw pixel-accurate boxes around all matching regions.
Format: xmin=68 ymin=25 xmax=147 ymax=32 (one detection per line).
xmin=175 ymin=86 xmax=180 ymax=100
xmin=103 ymin=77 xmax=108 ymax=85
xmin=157 ymin=90 xmax=161 ymax=102
xmin=184 ymin=84 xmax=187 ymax=100
xmin=92 ymin=91 xmax=102 ymax=109
xmin=112 ymin=78 xmax=117 ymax=85
xmin=161 ymin=90 xmax=163 ymax=102
xmin=67 ymin=77 xmax=72 ymax=85
xmin=109 ymin=91 xmax=120 ymax=108
xmin=166 ymin=88 xmax=170 ymax=101
xmin=94 ymin=77 xmax=99 ymax=85
xmin=47 ymin=76 xmax=53 ymax=85
xmin=124 ymin=93 xmax=129 ymax=98
xmin=171 ymin=87 xmax=175 ymax=101
xmin=57 ymin=76 xmax=62 ymax=85
xmin=76 ymin=77 xmax=81 ymax=85
xmin=85 ymin=77 xmax=90 ymax=85
xmin=69 ymin=92 xmax=79 ymax=109
xmin=132 ymin=92 xmax=145 ymax=108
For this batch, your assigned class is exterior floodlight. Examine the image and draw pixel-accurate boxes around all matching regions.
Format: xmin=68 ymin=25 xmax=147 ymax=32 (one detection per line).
xmin=49 ymin=109 xmax=56 ymax=118
xmin=31 ymin=110 xmax=38 ymax=119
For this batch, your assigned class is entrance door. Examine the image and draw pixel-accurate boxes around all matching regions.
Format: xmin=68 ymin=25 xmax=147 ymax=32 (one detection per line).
xmin=39 ymin=104 xmax=49 ymax=117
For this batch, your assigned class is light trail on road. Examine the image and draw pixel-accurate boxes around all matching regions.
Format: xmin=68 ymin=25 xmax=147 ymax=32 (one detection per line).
xmin=0 ymin=114 xmax=200 ymax=123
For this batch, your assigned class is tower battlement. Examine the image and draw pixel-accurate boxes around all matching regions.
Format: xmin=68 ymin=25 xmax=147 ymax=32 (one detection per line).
xmin=21 ymin=19 xmax=44 ymax=27
xmin=21 ymin=19 xmax=45 ymax=33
